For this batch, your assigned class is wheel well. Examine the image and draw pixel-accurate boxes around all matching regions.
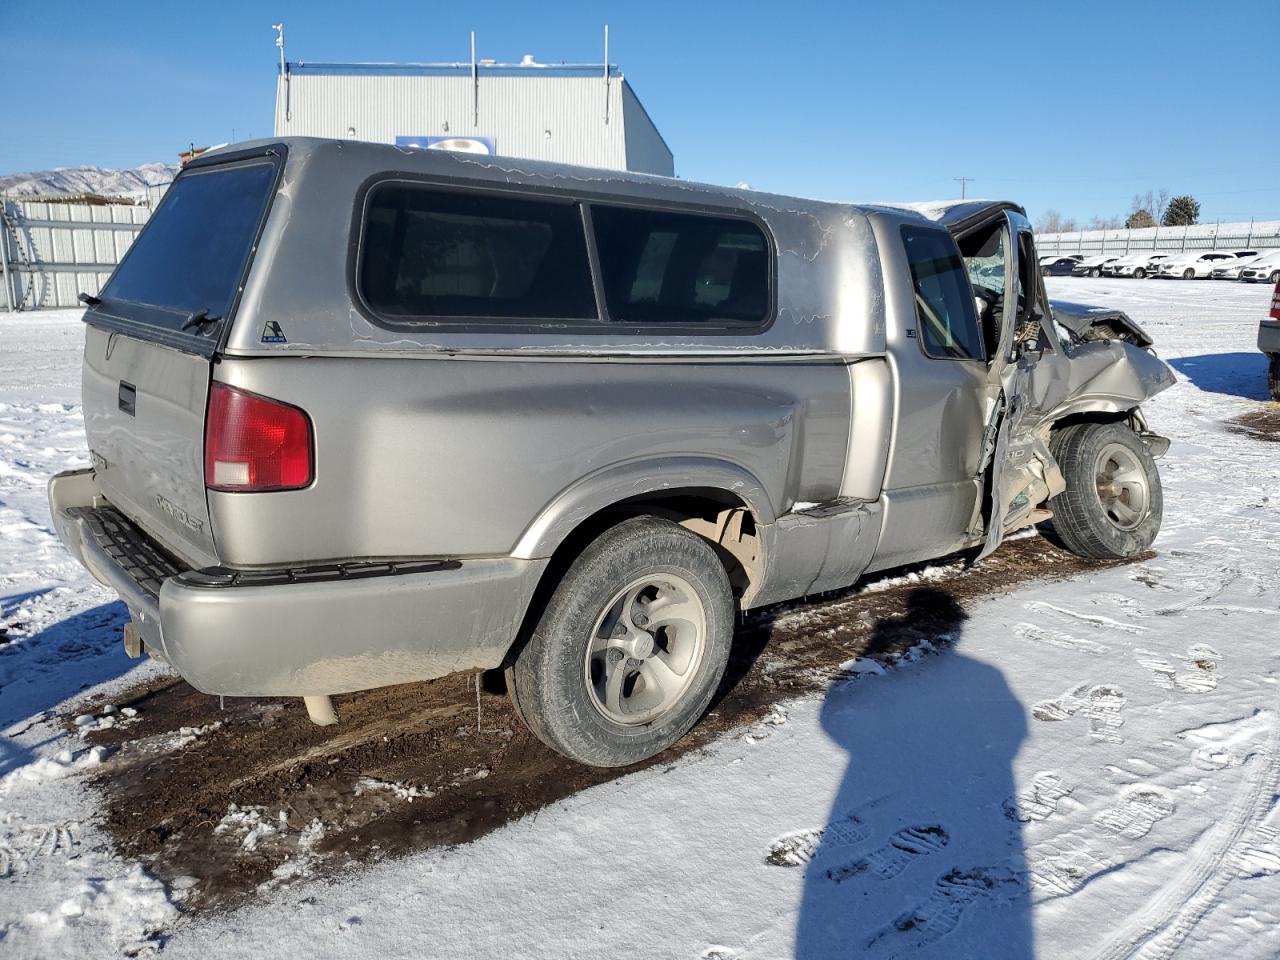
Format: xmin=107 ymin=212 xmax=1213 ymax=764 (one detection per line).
xmin=494 ymin=490 xmax=762 ymax=686
xmin=1049 ymin=410 xmax=1130 ymax=433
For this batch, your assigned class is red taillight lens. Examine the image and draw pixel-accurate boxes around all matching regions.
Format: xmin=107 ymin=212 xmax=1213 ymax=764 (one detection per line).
xmin=204 ymin=382 xmax=313 ymax=492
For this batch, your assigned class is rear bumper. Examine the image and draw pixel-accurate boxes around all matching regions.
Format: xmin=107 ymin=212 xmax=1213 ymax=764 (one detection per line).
xmin=1259 ymin=320 xmax=1280 ymax=355
xmin=48 ymin=469 xmax=547 ymax=697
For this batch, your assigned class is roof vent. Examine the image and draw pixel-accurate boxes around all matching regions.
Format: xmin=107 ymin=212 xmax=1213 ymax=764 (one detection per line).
xmin=521 ymin=54 xmax=538 ymax=65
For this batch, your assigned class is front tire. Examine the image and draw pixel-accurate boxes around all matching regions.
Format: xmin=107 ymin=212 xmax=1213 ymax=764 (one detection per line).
xmin=1270 ymin=270 xmax=1280 ymax=285
xmin=508 ymin=515 xmax=734 ymax=767
xmin=1090 ymin=268 xmax=1101 ymax=278
xmin=1133 ymin=268 xmax=1145 ymax=279
xmin=1182 ymin=268 xmax=1195 ymax=280
xmin=1048 ymin=422 xmax=1163 ymax=560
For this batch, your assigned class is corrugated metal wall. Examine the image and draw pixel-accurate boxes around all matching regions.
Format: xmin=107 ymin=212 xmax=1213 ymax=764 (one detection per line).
xmin=1 ymin=200 xmax=151 ymax=310
xmin=1038 ymin=219 xmax=1280 ymax=257
xmin=275 ymin=68 xmax=674 ymax=176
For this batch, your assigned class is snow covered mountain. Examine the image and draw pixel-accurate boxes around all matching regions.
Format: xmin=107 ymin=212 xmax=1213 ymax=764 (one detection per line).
xmin=0 ymin=161 xmax=178 ymax=198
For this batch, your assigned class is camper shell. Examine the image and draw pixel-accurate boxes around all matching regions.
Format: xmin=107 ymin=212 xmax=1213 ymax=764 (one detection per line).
xmin=50 ymin=138 xmax=1175 ymax=766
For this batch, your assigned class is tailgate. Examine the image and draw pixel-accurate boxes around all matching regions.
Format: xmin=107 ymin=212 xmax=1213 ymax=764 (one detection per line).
xmin=76 ymin=146 xmax=284 ymax=566
xmin=82 ymin=326 xmax=217 ymax=566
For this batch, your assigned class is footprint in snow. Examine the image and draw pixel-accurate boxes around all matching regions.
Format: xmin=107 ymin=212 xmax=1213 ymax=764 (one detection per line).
xmin=1027 ymin=836 xmax=1115 ymax=901
xmin=865 ymin=865 xmax=1023 ymax=955
xmin=765 ymin=812 xmax=870 ymax=867
xmin=826 ymin=825 xmax=949 ymax=884
xmin=1093 ymin=786 xmax=1176 ymax=839
xmin=1003 ymin=773 xmax=1072 ymax=823
xmin=1031 ymin=684 xmax=1126 ymax=743
xmin=1134 ymin=644 xmax=1221 ymax=694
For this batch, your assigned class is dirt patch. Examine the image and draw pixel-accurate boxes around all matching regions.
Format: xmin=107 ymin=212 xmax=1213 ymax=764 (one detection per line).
xmin=78 ymin=535 xmax=1138 ymax=912
xmin=1227 ymin=407 xmax=1280 ymax=442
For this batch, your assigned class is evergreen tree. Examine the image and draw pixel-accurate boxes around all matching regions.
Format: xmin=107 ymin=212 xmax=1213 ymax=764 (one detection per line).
xmin=1162 ymin=196 xmax=1200 ymax=226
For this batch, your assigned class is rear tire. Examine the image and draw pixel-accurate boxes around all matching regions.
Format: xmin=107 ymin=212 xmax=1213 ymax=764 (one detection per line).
xmin=1269 ymin=354 xmax=1280 ymax=402
xmin=1270 ymin=270 xmax=1280 ymax=285
xmin=508 ymin=515 xmax=734 ymax=767
xmin=1048 ymin=422 xmax=1163 ymax=560
xmin=1133 ymin=268 xmax=1145 ymax=279
xmin=1090 ymin=268 xmax=1101 ymax=278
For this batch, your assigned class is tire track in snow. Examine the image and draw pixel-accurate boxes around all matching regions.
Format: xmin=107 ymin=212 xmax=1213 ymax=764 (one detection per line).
xmin=1090 ymin=703 xmax=1280 ymax=960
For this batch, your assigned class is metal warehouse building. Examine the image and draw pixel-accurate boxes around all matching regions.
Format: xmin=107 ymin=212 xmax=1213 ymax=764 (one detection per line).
xmin=273 ymin=58 xmax=674 ymax=176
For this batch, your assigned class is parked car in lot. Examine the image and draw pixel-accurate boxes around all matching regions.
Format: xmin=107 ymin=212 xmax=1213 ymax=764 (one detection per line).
xmin=1211 ymin=255 xmax=1262 ymax=280
xmin=1108 ymin=252 xmax=1170 ymax=279
xmin=1040 ymin=255 xmax=1082 ymax=277
xmin=1155 ymin=251 xmax=1240 ymax=279
xmin=1071 ymin=255 xmax=1121 ymax=277
xmin=1262 ymin=281 xmax=1280 ymax=400
xmin=1240 ymin=251 xmax=1280 ymax=284
xmin=50 ymin=139 xmax=1176 ymax=767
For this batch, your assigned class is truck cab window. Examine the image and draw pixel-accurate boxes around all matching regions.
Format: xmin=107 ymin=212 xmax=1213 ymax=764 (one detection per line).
xmin=901 ymin=225 xmax=985 ymax=361
xmin=957 ymin=221 xmax=1008 ymax=358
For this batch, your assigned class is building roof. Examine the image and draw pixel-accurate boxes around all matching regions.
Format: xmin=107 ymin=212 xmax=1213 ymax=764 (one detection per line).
xmin=286 ymin=61 xmax=623 ymax=79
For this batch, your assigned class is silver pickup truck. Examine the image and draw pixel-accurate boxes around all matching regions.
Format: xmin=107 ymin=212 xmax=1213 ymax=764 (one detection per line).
xmin=49 ymin=139 xmax=1174 ymax=766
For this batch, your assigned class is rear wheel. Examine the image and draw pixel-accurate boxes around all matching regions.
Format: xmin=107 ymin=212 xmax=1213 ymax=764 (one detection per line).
xmin=1269 ymin=270 xmax=1280 ymax=285
xmin=1269 ymin=354 xmax=1280 ymax=402
xmin=1048 ymin=422 xmax=1163 ymax=560
xmin=508 ymin=515 xmax=734 ymax=767
xmin=1090 ymin=268 xmax=1101 ymax=278
xmin=1133 ymin=268 xmax=1146 ymax=279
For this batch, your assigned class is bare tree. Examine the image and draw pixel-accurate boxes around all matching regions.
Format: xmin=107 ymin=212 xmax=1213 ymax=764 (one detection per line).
xmin=1131 ymin=190 xmax=1171 ymax=224
xmin=1085 ymin=215 xmax=1123 ymax=230
xmin=1035 ymin=209 xmax=1078 ymax=234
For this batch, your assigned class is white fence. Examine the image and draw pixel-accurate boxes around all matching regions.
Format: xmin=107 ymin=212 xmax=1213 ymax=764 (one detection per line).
xmin=1037 ymin=218 xmax=1280 ymax=258
xmin=1 ymin=198 xmax=155 ymax=311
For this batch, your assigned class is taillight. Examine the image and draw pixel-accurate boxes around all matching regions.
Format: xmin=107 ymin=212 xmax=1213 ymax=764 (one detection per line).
xmin=204 ymin=382 xmax=313 ymax=492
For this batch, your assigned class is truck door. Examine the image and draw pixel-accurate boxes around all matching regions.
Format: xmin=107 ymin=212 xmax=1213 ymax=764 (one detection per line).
xmin=966 ymin=210 xmax=1053 ymax=558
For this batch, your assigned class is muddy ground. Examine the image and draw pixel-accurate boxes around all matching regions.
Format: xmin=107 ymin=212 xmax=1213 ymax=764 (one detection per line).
xmin=1228 ymin=407 xmax=1280 ymax=442
xmin=77 ymin=535 xmax=1137 ymax=913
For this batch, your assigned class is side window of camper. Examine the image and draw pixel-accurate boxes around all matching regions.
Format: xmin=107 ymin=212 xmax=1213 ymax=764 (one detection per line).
xmin=589 ymin=205 xmax=771 ymax=327
xmin=358 ymin=185 xmax=598 ymax=322
xmin=901 ymin=226 xmax=986 ymax=361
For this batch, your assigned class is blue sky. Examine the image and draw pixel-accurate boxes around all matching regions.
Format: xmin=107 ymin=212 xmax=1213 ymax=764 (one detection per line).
xmin=6 ymin=0 xmax=1278 ymax=224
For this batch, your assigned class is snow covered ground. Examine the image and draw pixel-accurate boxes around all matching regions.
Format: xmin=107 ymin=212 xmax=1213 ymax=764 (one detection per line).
xmin=1 ymin=279 xmax=1278 ymax=958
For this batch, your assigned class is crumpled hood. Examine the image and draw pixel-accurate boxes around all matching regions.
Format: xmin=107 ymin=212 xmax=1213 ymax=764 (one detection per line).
xmin=1050 ymin=299 xmax=1154 ymax=349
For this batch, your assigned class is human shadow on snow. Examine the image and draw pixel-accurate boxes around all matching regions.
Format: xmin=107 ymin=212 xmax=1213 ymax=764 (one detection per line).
xmin=793 ymin=588 xmax=1033 ymax=959
xmin=0 ymin=601 xmax=137 ymax=742
xmin=1168 ymin=352 xmax=1272 ymax=402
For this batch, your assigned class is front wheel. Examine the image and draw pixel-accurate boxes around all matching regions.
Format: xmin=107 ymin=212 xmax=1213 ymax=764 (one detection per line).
xmin=1090 ymin=268 xmax=1101 ymax=278
xmin=508 ymin=515 xmax=734 ymax=767
xmin=1182 ymin=268 xmax=1195 ymax=280
xmin=1133 ymin=268 xmax=1145 ymax=279
xmin=1269 ymin=354 xmax=1280 ymax=401
xmin=1048 ymin=422 xmax=1163 ymax=560
xmin=1270 ymin=270 xmax=1280 ymax=285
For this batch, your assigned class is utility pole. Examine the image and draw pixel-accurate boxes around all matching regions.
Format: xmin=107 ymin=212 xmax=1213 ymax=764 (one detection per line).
xmin=953 ymin=176 xmax=974 ymax=199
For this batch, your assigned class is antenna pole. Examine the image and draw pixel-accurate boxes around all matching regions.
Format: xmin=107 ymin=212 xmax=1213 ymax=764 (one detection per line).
xmin=953 ymin=176 xmax=973 ymax=199
xmin=603 ymin=24 xmax=610 ymax=125
xmin=273 ymin=23 xmax=290 ymax=123
xmin=471 ymin=31 xmax=478 ymax=127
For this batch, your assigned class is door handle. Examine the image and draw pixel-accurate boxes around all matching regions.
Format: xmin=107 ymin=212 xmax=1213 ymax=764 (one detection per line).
xmin=118 ymin=381 xmax=137 ymax=416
